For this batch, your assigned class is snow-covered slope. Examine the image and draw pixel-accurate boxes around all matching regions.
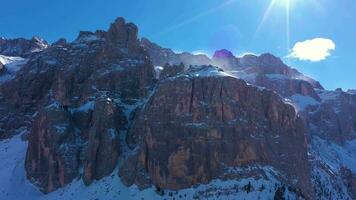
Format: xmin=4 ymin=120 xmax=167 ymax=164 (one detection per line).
xmin=0 ymin=55 xmax=27 ymax=84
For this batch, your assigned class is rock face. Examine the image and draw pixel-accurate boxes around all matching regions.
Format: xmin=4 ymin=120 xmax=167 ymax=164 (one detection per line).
xmin=307 ymin=90 xmax=356 ymax=143
xmin=124 ymin=66 xmax=313 ymax=198
xmin=14 ymin=17 xmax=155 ymax=193
xmin=141 ymin=38 xmax=212 ymax=67
xmin=341 ymin=167 xmax=356 ymax=199
xmin=0 ymin=61 xmax=4 ymax=74
xmin=0 ymin=36 xmax=48 ymax=57
xmin=212 ymin=50 xmax=323 ymax=101
xmin=212 ymin=49 xmax=239 ymax=70
xmin=82 ymin=98 xmax=126 ymax=185
xmin=25 ymin=106 xmax=79 ymax=193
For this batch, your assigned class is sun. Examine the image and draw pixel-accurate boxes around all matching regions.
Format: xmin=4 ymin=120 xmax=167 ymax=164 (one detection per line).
xmin=255 ymin=0 xmax=294 ymax=61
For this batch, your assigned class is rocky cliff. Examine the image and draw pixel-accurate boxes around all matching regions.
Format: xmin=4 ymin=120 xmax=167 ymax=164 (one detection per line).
xmin=1 ymin=17 xmax=155 ymax=193
xmin=123 ymin=65 xmax=313 ymax=198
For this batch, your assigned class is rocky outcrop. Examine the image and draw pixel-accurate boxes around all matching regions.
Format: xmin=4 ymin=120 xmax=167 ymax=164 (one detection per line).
xmin=82 ymin=98 xmax=126 ymax=185
xmin=254 ymin=74 xmax=321 ymax=101
xmin=0 ymin=36 xmax=48 ymax=57
xmin=212 ymin=49 xmax=239 ymax=70
xmin=25 ymin=106 xmax=79 ymax=193
xmin=159 ymin=63 xmax=185 ymax=80
xmin=348 ymin=89 xmax=356 ymax=94
xmin=0 ymin=61 xmax=4 ymax=74
xmin=124 ymin=66 xmax=313 ymax=198
xmin=18 ymin=17 xmax=155 ymax=193
xmin=341 ymin=167 xmax=356 ymax=199
xmin=141 ymin=38 xmax=212 ymax=67
xmin=306 ymin=90 xmax=356 ymax=144
xmin=212 ymin=50 xmax=323 ymax=100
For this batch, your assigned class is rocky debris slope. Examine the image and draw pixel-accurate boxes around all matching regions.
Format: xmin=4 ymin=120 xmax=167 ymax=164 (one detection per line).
xmin=141 ymin=38 xmax=212 ymax=67
xmin=123 ymin=65 xmax=313 ymax=199
xmin=0 ymin=36 xmax=48 ymax=57
xmin=0 ymin=17 xmax=155 ymax=193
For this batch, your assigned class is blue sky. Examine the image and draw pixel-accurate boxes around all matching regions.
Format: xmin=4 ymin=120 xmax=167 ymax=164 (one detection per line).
xmin=1 ymin=0 xmax=355 ymax=90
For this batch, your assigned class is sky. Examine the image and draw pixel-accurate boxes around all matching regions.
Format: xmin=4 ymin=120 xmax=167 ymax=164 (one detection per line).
xmin=0 ymin=0 xmax=355 ymax=90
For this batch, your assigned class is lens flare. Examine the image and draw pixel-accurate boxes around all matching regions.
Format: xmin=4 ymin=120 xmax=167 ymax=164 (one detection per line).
xmin=254 ymin=0 xmax=293 ymax=60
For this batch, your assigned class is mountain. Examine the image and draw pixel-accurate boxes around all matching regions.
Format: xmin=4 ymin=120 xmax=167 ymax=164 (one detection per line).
xmin=141 ymin=38 xmax=212 ymax=67
xmin=212 ymin=49 xmax=323 ymax=100
xmin=0 ymin=36 xmax=48 ymax=57
xmin=0 ymin=17 xmax=355 ymax=200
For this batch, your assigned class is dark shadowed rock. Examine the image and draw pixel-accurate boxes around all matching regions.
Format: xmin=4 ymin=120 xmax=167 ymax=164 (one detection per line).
xmin=52 ymin=38 xmax=67 ymax=46
xmin=159 ymin=63 xmax=185 ymax=80
xmin=25 ymin=106 xmax=79 ymax=193
xmin=82 ymin=98 xmax=126 ymax=185
xmin=341 ymin=167 xmax=356 ymax=199
xmin=0 ymin=61 xmax=4 ymax=74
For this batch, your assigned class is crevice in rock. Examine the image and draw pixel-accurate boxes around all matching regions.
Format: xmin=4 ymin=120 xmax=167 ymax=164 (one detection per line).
xmin=220 ymin=80 xmax=224 ymax=122
xmin=189 ymin=79 xmax=195 ymax=113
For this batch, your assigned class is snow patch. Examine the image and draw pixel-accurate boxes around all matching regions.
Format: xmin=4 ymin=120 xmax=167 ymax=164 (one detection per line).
xmin=289 ymin=94 xmax=320 ymax=112
xmin=0 ymin=55 xmax=27 ymax=84
xmin=312 ymin=136 xmax=356 ymax=173
xmin=154 ymin=66 xmax=163 ymax=79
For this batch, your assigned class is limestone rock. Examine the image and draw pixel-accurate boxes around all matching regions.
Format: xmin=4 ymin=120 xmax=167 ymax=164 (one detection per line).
xmin=124 ymin=66 xmax=313 ymax=198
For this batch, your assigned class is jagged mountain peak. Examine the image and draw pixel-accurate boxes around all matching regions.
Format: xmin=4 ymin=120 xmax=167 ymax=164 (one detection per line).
xmin=212 ymin=49 xmax=234 ymax=59
xmin=141 ymin=37 xmax=212 ymax=67
xmin=0 ymin=36 xmax=49 ymax=57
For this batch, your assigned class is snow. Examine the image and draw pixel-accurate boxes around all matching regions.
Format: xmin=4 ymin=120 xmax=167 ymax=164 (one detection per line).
xmin=0 ymin=135 xmax=43 ymax=200
xmin=317 ymin=90 xmax=340 ymax=102
xmin=311 ymin=136 xmax=356 ymax=173
xmin=189 ymin=66 xmax=235 ymax=78
xmin=227 ymin=70 xmax=257 ymax=82
xmin=53 ymin=124 xmax=68 ymax=134
xmin=107 ymin=128 xmax=118 ymax=139
xmin=154 ymin=66 xmax=163 ymax=79
xmin=266 ymin=73 xmax=290 ymax=80
xmin=309 ymin=136 xmax=355 ymax=199
xmin=347 ymin=89 xmax=356 ymax=94
xmin=0 ymin=55 xmax=27 ymax=84
xmin=289 ymin=94 xmax=320 ymax=112
xmin=69 ymin=101 xmax=94 ymax=113
xmin=75 ymin=34 xmax=99 ymax=43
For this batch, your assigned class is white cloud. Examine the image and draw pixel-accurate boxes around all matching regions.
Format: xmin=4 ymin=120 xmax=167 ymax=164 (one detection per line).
xmin=289 ymin=38 xmax=335 ymax=62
